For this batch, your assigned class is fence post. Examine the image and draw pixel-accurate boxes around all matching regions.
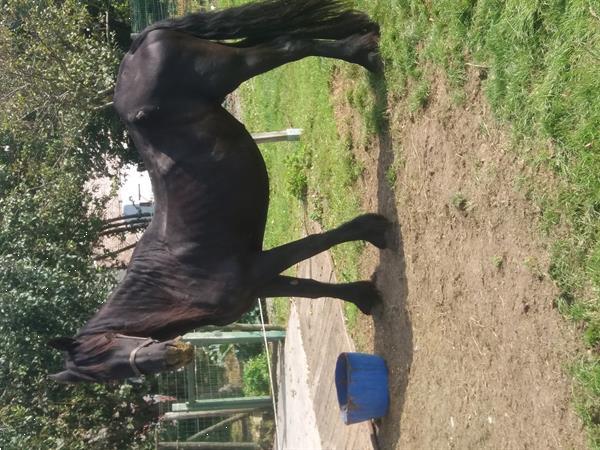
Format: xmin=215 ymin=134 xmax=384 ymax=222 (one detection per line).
xmin=171 ymin=396 xmax=272 ymax=412
xmin=251 ymin=128 xmax=303 ymax=144
xmin=182 ymin=330 xmax=285 ymax=346
xmin=157 ymin=442 xmax=260 ymax=449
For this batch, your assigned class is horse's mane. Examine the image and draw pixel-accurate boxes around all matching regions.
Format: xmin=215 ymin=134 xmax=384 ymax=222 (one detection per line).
xmin=78 ymin=255 xmax=220 ymax=340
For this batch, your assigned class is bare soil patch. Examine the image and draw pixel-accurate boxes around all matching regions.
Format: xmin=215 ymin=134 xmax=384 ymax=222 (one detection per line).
xmin=332 ymin=68 xmax=587 ymax=449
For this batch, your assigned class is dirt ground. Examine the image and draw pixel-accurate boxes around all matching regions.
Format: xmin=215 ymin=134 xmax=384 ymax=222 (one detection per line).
xmin=331 ymin=69 xmax=588 ymax=449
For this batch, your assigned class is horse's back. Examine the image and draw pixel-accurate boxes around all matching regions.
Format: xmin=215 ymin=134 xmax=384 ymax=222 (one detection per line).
xmin=114 ymin=30 xmax=269 ymax=262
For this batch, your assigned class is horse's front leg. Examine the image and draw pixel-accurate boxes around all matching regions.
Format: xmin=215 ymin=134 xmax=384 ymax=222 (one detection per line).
xmin=255 ymin=275 xmax=381 ymax=315
xmin=251 ymin=214 xmax=391 ymax=284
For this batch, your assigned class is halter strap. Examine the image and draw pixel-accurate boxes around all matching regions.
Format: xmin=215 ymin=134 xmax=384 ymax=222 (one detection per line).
xmin=115 ymin=334 xmax=156 ymax=378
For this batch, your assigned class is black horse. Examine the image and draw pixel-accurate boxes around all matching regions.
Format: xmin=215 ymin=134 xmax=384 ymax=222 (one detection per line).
xmin=49 ymin=0 xmax=389 ymax=383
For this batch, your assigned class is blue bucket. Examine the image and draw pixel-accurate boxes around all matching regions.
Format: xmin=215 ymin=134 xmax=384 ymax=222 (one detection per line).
xmin=335 ymin=352 xmax=389 ymax=425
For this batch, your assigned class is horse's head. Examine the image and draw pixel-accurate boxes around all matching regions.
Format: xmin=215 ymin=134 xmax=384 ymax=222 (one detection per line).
xmin=47 ymin=333 xmax=194 ymax=383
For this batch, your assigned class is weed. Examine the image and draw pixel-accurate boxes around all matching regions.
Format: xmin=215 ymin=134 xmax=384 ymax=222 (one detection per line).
xmin=408 ymin=79 xmax=431 ymax=112
xmin=385 ymin=147 xmax=405 ymax=188
xmin=344 ymin=303 xmax=359 ymax=331
xmin=308 ymin=193 xmax=324 ymax=224
xmin=491 ymin=255 xmax=504 ymax=269
xmin=451 ymin=193 xmax=468 ymax=212
xmin=284 ymin=146 xmax=310 ymax=201
xmin=385 ymin=165 xmax=397 ymax=187
xmin=571 ymin=358 xmax=600 ymax=445
xmin=524 ymin=256 xmax=545 ymax=281
xmin=451 ymin=89 xmax=467 ymax=106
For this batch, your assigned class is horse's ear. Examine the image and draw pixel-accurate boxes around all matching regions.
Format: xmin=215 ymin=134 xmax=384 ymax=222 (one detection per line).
xmin=47 ymin=337 xmax=78 ymax=352
xmin=49 ymin=369 xmax=89 ymax=384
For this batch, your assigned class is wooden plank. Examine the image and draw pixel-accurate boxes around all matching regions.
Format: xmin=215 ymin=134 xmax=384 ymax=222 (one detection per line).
xmin=197 ymin=323 xmax=285 ymax=332
xmin=161 ymin=408 xmax=260 ymax=421
xmin=171 ymin=396 xmax=272 ymax=412
xmin=182 ymin=330 xmax=285 ymax=345
xmin=186 ymin=413 xmax=249 ymax=442
xmin=158 ymin=442 xmax=259 ymax=449
xmin=251 ymin=128 xmax=302 ymax=144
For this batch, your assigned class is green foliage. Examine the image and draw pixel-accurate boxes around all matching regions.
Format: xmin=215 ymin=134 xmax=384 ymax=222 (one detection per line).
xmin=0 ymin=380 xmax=157 ymax=450
xmin=284 ymin=144 xmax=310 ymax=201
xmin=0 ymin=0 xmax=158 ymax=447
xmin=0 ymin=0 xmax=132 ymax=173
xmin=0 ymin=169 xmax=158 ymax=448
xmin=81 ymin=0 xmax=133 ymax=51
xmin=451 ymin=192 xmax=468 ymax=212
xmin=0 ymin=168 xmax=102 ymax=261
xmin=0 ymin=200 xmax=159 ymax=448
xmin=572 ymin=357 xmax=600 ymax=447
xmin=242 ymin=353 xmax=270 ymax=397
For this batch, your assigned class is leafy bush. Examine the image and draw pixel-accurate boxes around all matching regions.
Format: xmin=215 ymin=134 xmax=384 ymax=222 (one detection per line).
xmin=284 ymin=145 xmax=310 ymax=201
xmin=242 ymin=353 xmax=270 ymax=397
xmin=0 ymin=1 xmax=161 ymax=448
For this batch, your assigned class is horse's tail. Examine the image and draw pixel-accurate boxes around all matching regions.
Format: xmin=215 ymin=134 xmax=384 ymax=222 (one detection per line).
xmin=130 ymin=0 xmax=378 ymax=53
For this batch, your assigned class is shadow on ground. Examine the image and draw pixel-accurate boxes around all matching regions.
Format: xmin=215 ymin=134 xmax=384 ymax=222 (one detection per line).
xmin=369 ymin=74 xmax=413 ymax=449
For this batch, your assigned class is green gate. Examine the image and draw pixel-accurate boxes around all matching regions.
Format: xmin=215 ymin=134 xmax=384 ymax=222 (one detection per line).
xmin=155 ymin=324 xmax=285 ymax=449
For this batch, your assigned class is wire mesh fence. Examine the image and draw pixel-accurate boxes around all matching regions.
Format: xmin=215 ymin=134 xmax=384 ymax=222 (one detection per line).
xmin=131 ymin=0 xmax=210 ymax=33
xmin=154 ymin=329 xmax=278 ymax=448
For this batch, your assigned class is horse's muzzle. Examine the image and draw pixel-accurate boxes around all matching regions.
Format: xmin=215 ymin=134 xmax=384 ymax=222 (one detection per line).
xmin=164 ymin=338 xmax=194 ymax=370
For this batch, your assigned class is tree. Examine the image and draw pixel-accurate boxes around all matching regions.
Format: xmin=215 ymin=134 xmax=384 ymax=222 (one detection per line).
xmin=0 ymin=164 xmax=159 ymax=450
xmin=0 ymin=1 xmax=158 ymax=448
xmin=0 ymin=0 xmax=135 ymax=174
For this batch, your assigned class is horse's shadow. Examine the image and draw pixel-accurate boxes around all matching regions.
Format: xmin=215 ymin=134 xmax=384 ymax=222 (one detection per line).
xmin=368 ymin=73 xmax=413 ymax=449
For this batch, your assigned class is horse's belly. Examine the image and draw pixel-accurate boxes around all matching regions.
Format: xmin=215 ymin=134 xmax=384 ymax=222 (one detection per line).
xmin=130 ymin=105 xmax=270 ymax=254
xmin=154 ymin=146 xmax=269 ymax=254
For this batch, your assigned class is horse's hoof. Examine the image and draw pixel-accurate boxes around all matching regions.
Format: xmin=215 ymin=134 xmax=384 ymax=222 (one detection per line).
xmin=351 ymin=281 xmax=383 ymax=315
xmin=351 ymin=213 xmax=392 ymax=249
xmin=346 ymin=32 xmax=382 ymax=73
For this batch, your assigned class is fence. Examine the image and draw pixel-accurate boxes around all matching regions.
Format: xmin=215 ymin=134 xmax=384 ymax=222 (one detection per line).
xmin=154 ymin=323 xmax=285 ymax=449
xmin=130 ymin=0 xmax=209 ymax=33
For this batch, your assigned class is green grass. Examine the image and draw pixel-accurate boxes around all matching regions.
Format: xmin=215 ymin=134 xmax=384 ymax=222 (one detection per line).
xmin=353 ymin=0 xmax=599 ymax=445
xmin=491 ymin=255 xmax=504 ymax=269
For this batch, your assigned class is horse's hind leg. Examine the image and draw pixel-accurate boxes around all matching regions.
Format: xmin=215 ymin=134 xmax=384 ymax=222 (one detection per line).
xmin=252 ymin=214 xmax=391 ymax=284
xmin=205 ymin=33 xmax=380 ymax=98
xmin=256 ymin=275 xmax=381 ymax=315
xmin=239 ymin=32 xmax=382 ymax=77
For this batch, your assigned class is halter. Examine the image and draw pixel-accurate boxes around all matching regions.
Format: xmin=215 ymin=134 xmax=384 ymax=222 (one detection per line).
xmin=115 ymin=334 xmax=157 ymax=378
